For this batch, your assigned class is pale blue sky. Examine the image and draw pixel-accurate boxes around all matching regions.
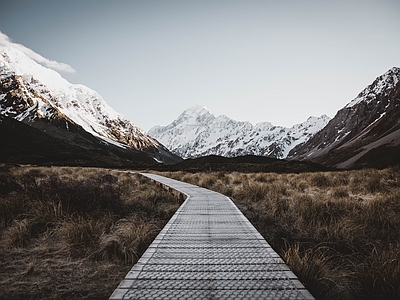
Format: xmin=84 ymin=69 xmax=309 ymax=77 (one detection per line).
xmin=1 ymin=0 xmax=399 ymax=131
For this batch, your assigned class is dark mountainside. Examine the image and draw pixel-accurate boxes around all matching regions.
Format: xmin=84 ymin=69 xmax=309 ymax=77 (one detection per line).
xmin=0 ymin=115 xmax=163 ymax=168
xmin=289 ymin=67 xmax=400 ymax=169
xmin=152 ymin=155 xmax=329 ymax=173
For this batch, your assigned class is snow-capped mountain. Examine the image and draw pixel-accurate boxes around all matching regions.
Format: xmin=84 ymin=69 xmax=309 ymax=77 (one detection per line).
xmin=149 ymin=105 xmax=330 ymax=159
xmin=0 ymin=46 xmax=180 ymax=164
xmin=288 ymin=67 xmax=400 ymax=168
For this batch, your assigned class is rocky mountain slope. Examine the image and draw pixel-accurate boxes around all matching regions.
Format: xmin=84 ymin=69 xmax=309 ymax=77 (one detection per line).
xmin=149 ymin=105 xmax=330 ymax=159
xmin=0 ymin=114 xmax=160 ymax=167
xmin=0 ymin=46 xmax=180 ymax=165
xmin=288 ymin=67 xmax=400 ymax=169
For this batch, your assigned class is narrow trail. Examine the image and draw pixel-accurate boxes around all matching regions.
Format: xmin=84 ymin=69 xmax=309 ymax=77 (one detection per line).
xmin=110 ymin=173 xmax=314 ymax=299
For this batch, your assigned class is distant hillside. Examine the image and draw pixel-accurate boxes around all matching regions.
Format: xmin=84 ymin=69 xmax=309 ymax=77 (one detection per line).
xmin=289 ymin=67 xmax=400 ymax=169
xmin=0 ymin=115 xmax=160 ymax=167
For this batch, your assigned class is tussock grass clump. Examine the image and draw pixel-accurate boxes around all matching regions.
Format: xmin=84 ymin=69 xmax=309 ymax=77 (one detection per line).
xmin=357 ymin=245 xmax=400 ymax=299
xmin=356 ymin=193 xmax=400 ymax=241
xmin=332 ymin=186 xmax=349 ymax=199
xmin=0 ymin=165 xmax=181 ymax=300
xmin=2 ymin=218 xmax=32 ymax=248
xmin=59 ymin=215 xmax=107 ymax=256
xmin=283 ymin=244 xmax=357 ymax=300
xmin=93 ymin=217 xmax=158 ymax=263
xmin=237 ymin=182 xmax=269 ymax=202
xmin=310 ymin=172 xmax=331 ymax=187
xmin=0 ymin=192 xmax=26 ymax=227
xmin=163 ymin=167 xmax=400 ymax=300
xmin=295 ymin=179 xmax=309 ymax=192
xmin=331 ymin=172 xmax=350 ymax=186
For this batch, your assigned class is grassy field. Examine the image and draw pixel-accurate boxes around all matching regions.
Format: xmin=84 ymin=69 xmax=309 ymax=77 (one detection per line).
xmin=0 ymin=165 xmax=180 ymax=300
xmin=159 ymin=168 xmax=400 ymax=300
xmin=1 ymin=164 xmax=399 ymax=299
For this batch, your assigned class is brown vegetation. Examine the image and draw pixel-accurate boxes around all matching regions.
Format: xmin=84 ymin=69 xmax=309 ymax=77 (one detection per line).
xmin=0 ymin=165 xmax=180 ymax=300
xmin=2 ymin=164 xmax=398 ymax=299
xmin=159 ymin=168 xmax=400 ymax=300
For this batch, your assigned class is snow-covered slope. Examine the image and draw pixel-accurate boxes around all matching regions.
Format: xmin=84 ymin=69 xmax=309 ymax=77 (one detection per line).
xmin=345 ymin=67 xmax=399 ymax=108
xmin=288 ymin=67 xmax=400 ymax=168
xmin=149 ymin=105 xmax=330 ymax=159
xmin=0 ymin=46 xmax=180 ymax=163
xmin=0 ymin=46 xmax=159 ymax=150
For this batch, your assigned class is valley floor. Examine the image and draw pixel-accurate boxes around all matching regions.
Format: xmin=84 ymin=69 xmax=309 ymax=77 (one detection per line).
xmin=0 ymin=165 xmax=399 ymax=299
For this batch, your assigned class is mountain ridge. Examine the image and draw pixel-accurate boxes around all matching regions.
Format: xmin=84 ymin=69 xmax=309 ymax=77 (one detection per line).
xmin=2 ymin=45 xmax=398 ymax=169
xmin=149 ymin=105 xmax=330 ymax=159
xmin=0 ymin=46 xmax=181 ymax=165
xmin=288 ymin=67 xmax=400 ymax=168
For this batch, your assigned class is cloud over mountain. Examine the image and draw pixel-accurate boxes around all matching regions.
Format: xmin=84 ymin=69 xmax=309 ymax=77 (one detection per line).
xmin=0 ymin=31 xmax=75 ymax=74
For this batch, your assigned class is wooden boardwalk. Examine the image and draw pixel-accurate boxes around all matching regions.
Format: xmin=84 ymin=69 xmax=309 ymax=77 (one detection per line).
xmin=109 ymin=173 xmax=314 ymax=299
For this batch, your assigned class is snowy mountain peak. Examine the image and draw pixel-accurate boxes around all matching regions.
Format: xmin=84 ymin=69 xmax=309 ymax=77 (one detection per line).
xmin=306 ymin=115 xmax=329 ymax=122
xmin=174 ymin=105 xmax=214 ymax=125
xmin=346 ymin=67 xmax=400 ymax=108
xmin=300 ymin=115 xmax=331 ymax=129
xmin=183 ymin=104 xmax=210 ymax=115
xmin=0 ymin=46 xmax=180 ymax=163
xmin=149 ymin=106 xmax=330 ymax=159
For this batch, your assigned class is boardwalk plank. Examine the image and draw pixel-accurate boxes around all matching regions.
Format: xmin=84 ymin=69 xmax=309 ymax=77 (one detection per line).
xmin=109 ymin=173 xmax=314 ymax=300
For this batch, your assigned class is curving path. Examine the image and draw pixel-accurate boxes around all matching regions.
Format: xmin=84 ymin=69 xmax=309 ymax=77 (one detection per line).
xmin=109 ymin=173 xmax=314 ymax=299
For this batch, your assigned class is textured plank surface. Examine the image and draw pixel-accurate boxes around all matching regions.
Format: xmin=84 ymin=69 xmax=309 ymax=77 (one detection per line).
xmin=109 ymin=173 xmax=314 ymax=299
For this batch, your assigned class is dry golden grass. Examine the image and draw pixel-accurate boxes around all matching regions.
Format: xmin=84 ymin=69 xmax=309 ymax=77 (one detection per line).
xmin=158 ymin=167 xmax=400 ymax=300
xmin=3 ymin=164 xmax=398 ymax=299
xmin=0 ymin=165 xmax=180 ymax=300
